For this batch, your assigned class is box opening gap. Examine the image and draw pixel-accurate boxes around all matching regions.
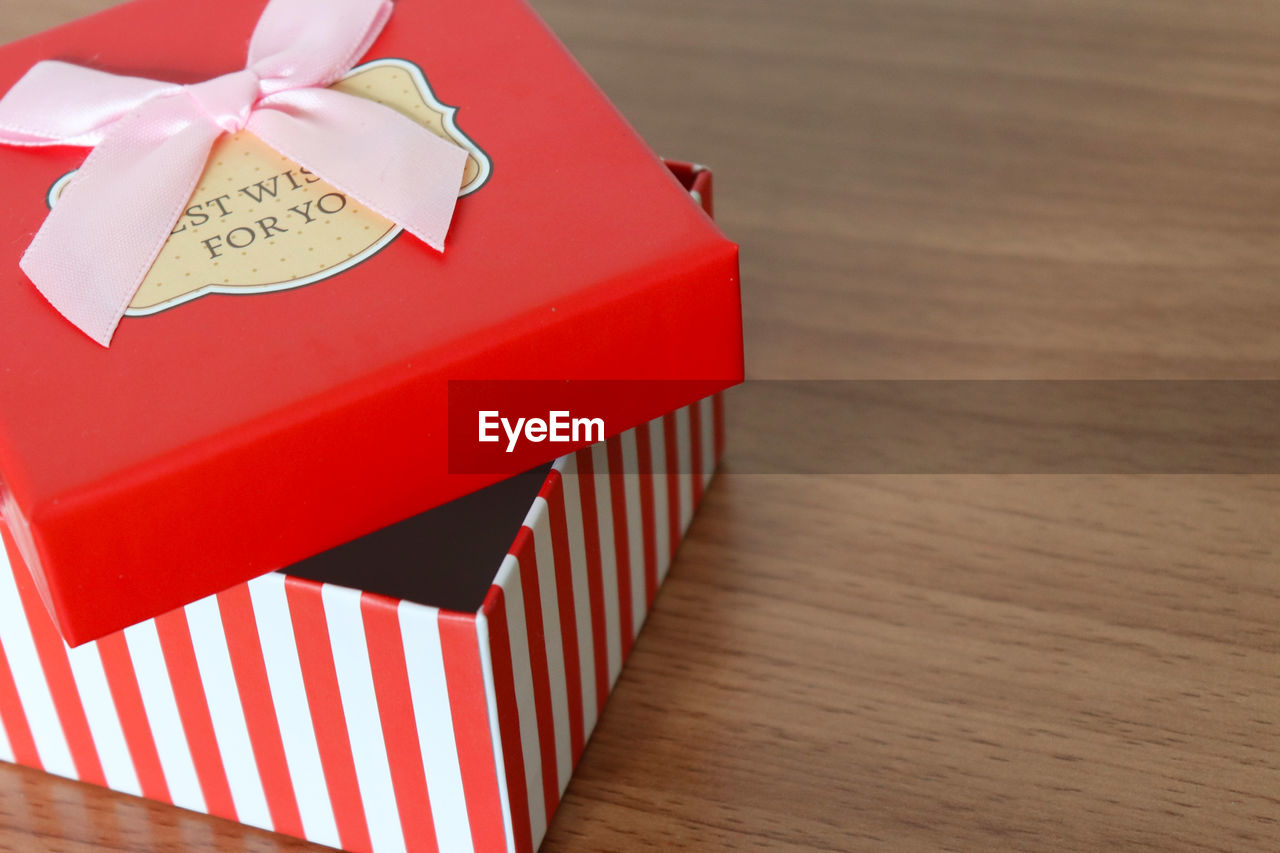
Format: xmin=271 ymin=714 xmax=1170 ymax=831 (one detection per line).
xmin=282 ymin=463 xmax=552 ymax=613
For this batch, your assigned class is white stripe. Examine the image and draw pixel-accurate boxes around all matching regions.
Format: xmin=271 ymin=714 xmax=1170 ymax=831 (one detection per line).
xmin=64 ymin=641 xmax=141 ymax=796
xmin=184 ymin=595 xmax=272 ymax=831
xmin=321 ymin=584 xmax=406 ymax=853
xmin=475 ymin=609 xmax=518 ymax=853
xmin=123 ymin=620 xmax=206 ymax=813
xmin=649 ymin=418 xmax=672 ymax=582
xmin=621 ymin=429 xmax=647 ymax=635
xmin=590 ymin=443 xmax=622 ymax=687
xmin=248 ymin=574 xmax=341 ymax=848
xmin=0 ymin=551 xmax=76 ymax=779
xmin=675 ymin=406 xmax=695 ymax=533
xmin=0 ymin=697 xmax=11 ymax=762
xmin=555 ymin=454 xmax=597 ymax=734
xmin=496 ymin=555 xmax=547 ymax=845
xmin=528 ymin=499 xmax=571 ymax=794
xmin=398 ymin=601 xmax=473 ymax=853
xmin=699 ymin=396 xmax=717 ymax=487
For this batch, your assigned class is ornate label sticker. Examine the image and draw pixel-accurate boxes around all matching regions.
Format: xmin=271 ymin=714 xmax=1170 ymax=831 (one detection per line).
xmin=48 ymin=58 xmax=491 ymax=315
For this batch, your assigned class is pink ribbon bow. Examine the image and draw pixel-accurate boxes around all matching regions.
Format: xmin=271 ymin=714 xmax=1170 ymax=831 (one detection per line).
xmin=0 ymin=0 xmax=467 ymax=346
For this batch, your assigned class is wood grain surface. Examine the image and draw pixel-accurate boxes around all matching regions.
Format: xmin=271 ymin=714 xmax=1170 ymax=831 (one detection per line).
xmin=3 ymin=1 xmax=1280 ymax=851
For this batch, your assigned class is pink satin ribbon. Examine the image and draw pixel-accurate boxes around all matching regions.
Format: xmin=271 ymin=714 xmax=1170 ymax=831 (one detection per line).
xmin=0 ymin=0 xmax=467 ymax=346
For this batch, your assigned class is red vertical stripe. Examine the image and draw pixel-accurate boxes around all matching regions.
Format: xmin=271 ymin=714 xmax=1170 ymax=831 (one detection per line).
xmin=689 ymin=403 xmax=705 ymax=508
xmin=216 ymin=584 xmax=304 ymax=839
xmin=96 ymin=632 xmax=171 ymax=802
xmin=283 ymin=577 xmax=373 ymax=853
xmin=663 ymin=413 xmax=682 ymax=560
xmin=542 ymin=471 xmax=584 ymax=763
xmin=713 ymin=392 xmax=726 ymax=464
xmin=360 ymin=593 xmax=439 ymax=853
xmin=480 ymin=586 xmax=533 ymax=853
xmin=510 ymin=528 xmax=560 ymax=823
xmin=152 ymin=609 xmax=237 ymax=821
xmin=0 ymin=640 xmax=39 ymax=768
xmin=7 ymin=549 xmax=105 ymax=786
xmin=634 ymin=426 xmax=659 ymax=609
xmin=574 ymin=449 xmax=610 ymax=714
xmin=604 ymin=436 xmax=635 ymax=658
xmin=439 ymin=609 xmax=509 ymax=853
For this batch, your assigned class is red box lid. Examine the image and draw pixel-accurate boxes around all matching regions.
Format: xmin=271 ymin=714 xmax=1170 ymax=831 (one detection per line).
xmin=0 ymin=0 xmax=743 ymax=645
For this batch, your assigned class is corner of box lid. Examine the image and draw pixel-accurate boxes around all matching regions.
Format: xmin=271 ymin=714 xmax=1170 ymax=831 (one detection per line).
xmin=0 ymin=506 xmax=71 ymax=645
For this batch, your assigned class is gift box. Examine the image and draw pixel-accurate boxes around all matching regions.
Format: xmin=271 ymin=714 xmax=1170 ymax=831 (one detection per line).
xmin=0 ymin=393 xmax=723 ymax=852
xmin=0 ymin=0 xmax=741 ymax=849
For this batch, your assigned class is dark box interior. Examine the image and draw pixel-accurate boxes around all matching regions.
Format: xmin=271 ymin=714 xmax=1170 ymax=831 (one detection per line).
xmin=284 ymin=464 xmax=552 ymax=613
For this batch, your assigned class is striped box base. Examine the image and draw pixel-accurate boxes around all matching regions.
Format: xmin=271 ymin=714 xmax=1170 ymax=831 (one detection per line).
xmin=0 ymin=396 xmax=723 ymax=852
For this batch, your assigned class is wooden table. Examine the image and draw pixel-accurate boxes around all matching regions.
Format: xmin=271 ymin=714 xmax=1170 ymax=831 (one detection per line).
xmin=3 ymin=0 xmax=1279 ymax=850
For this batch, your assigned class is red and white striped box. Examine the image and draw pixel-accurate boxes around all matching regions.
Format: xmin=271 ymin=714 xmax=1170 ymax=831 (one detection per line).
xmin=0 ymin=394 xmax=723 ymax=852
xmin=0 ymin=157 xmax=729 ymax=851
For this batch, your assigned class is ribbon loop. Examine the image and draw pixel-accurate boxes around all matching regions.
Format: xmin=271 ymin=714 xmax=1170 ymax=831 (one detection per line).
xmin=0 ymin=61 xmax=175 ymax=147
xmin=0 ymin=0 xmax=465 ymax=346
xmin=250 ymin=0 xmax=394 ymax=93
